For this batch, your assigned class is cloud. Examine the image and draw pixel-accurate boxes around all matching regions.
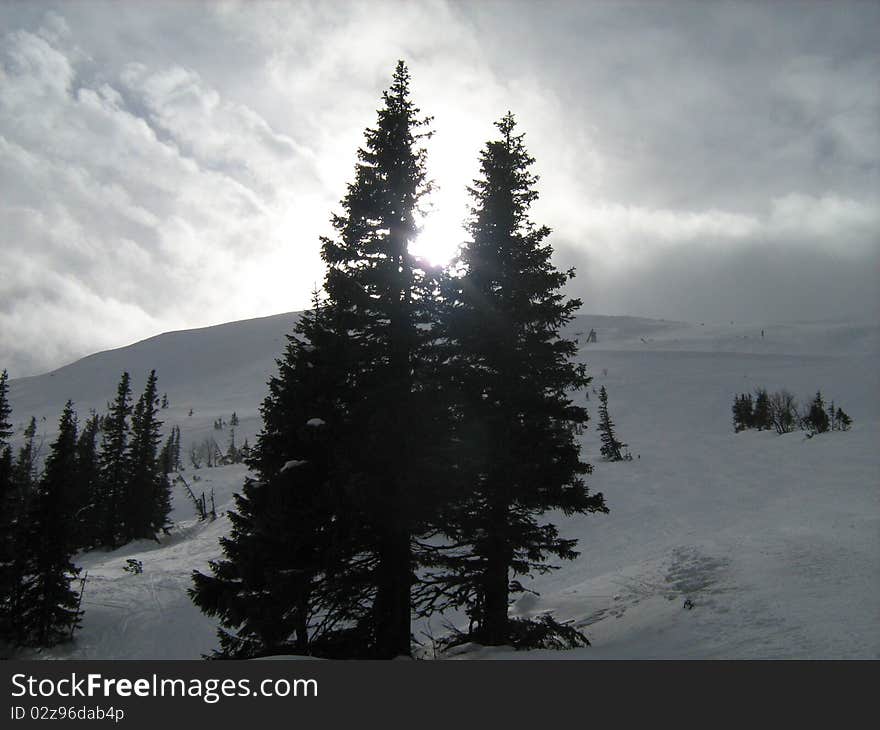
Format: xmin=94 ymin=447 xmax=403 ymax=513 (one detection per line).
xmin=0 ymin=1 xmax=877 ymax=376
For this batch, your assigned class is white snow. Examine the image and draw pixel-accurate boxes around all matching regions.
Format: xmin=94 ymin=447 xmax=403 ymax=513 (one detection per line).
xmin=6 ymin=312 xmax=879 ymax=659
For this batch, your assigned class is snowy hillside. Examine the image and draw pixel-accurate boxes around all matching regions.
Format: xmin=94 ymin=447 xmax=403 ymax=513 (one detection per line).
xmin=6 ymin=312 xmax=879 ymax=659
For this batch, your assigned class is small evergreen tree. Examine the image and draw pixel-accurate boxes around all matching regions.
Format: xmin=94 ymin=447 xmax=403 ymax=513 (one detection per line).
xmin=72 ymin=412 xmax=101 ymax=549
xmin=804 ymin=391 xmax=830 ymax=434
xmin=226 ymin=428 xmax=238 ymax=464
xmin=598 ymin=386 xmax=627 ymax=460
xmin=19 ymin=402 xmax=83 ymax=647
xmin=96 ymin=372 xmax=132 ymax=548
xmin=0 ymin=370 xmax=11 ymax=444
xmin=0 ymin=370 xmax=19 ymax=646
xmin=752 ymin=388 xmax=771 ymax=430
xmin=733 ymin=393 xmax=756 ymax=433
xmin=836 ymin=407 xmax=852 ymax=431
xmin=125 ymin=370 xmax=170 ymax=541
xmin=159 ymin=432 xmax=174 ymax=474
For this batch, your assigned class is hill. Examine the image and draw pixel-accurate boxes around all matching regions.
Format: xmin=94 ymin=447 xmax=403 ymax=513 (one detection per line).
xmin=5 ymin=312 xmax=878 ymax=658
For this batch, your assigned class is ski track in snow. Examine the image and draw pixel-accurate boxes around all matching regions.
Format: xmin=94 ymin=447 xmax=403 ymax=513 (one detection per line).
xmin=7 ymin=314 xmax=879 ymax=659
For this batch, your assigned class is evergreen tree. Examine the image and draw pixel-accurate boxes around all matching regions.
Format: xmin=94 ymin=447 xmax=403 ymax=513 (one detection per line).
xmin=752 ymin=387 xmax=771 ymax=430
xmin=192 ymin=62 xmax=450 ymax=659
xmin=125 ymin=370 xmax=170 ymax=540
xmin=226 ymin=428 xmax=237 ymax=464
xmin=433 ymin=113 xmax=607 ymax=646
xmin=804 ymin=390 xmax=830 ymax=434
xmin=836 ymin=407 xmax=852 ymax=431
xmin=191 ymin=300 xmax=366 ymax=657
xmin=0 ymin=370 xmax=11 ymax=444
xmin=72 ymin=412 xmax=101 ymax=549
xmin=0 ymin=370 xmax=19 ymax=646
xmin=0 ymin=415 xmax=40 ymax=646
xmin=159 ymin=426 xmax=181 ymax=474
xmin=318 ymin=61 xmax=451 ymax=658
xmin=598 ymin=386 xmax=626 ymax=460
xmin=732 ymin=393 xmax=755 ymax=432
xmin=12 ymin=417 xmax=39 ymax=493
xmin=19 ymin=402 xmax=83 ymax=647
xmin=96 ymin=372 xmax=132 ymax=548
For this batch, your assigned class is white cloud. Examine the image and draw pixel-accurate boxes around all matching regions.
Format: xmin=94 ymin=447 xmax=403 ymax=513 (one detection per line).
xmin=0 ymin=1 xmax=877 ymax=375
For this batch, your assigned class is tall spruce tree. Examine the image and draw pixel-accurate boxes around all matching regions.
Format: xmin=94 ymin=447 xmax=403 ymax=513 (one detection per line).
xmin=0 ymin=370 xmax=17 ymax=646
xmin=124 ymin=370 xmax=169 ymax=541
xmin=19 ymin=402 xmax=83 ymax=646
xmin=74 ymin=412 xmax=101 ymax=549
xmin=0 ymin=370 xmax=10 ymax=444
xmin=598 ymin=386 xmax=627 ymax=461
xmin=435 ymin=113 xmax=607 ymax=646
xmin=97 ymin=372 xmax=132 ymax=548
xmin=318 ymin=61 xmax=451 ymax=657
xmin=192 ymin=63 xmax=450 ymax=659
xmin=3 ymin=416 xmax=39 ymax=643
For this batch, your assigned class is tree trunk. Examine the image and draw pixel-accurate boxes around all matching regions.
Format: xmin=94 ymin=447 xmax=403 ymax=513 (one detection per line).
xmin=480 ymin=494 xmax=510 ymax=645
xmin=373 ymin=527 xmax=411 ymax=658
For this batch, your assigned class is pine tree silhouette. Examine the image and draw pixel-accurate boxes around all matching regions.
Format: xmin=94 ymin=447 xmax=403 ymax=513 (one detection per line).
xmin=19 ymin=402 xmax=83 ymax=647
xmin=431 ymin=113 xmax=606 ymax=646
xmin=97 ymin=373 xmax=132 ymax=548
xmin=598 ymin=386 xmax=627 ymax=461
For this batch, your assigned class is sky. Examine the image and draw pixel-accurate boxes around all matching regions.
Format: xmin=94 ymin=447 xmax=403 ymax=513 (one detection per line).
xmin=1 ymin=0 xmax=878 ymax=377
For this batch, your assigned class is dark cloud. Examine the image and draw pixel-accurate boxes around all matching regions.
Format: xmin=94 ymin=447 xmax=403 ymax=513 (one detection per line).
xmin=0 ymin=1 xmax=877 ymax=376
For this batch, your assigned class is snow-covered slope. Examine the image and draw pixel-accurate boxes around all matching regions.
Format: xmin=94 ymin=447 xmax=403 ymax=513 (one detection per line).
xmin=6 ymin=313 xmax=879 ymax=659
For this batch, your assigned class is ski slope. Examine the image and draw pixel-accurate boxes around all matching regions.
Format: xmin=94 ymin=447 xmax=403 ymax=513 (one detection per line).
xmin=6 ymin=313 xmax=879 ymax=659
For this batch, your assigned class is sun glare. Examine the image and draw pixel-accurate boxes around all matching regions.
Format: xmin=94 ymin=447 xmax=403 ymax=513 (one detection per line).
xmin=411 ymin=215 xmax=464 ymax=268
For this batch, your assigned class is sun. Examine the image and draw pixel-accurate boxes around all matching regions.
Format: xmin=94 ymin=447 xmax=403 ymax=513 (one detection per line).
xmin=411 ymin=214 xmax=464 ymax=268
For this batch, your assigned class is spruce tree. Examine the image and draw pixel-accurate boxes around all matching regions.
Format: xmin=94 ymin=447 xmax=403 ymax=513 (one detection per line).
xmin=805 ymin=391 xmax=830 ymax=434
xmin=72 ymin=412 xmax=101 ymax=549
xmin=159 ymin=426 xmax=181 ymax=475
xmin=0 ymin=442 xmax=13 ymax=647
xmin=0 ymin=370 xmax=18 ymax=646
xmin=0 ymin=370 xmax=11 ymax=444
xmin=598 ymin=386 xmax=627 ymax=461
xmin=732 ymin=393 xmax=755 ymax=432
xmin=319 ymin=61 xmax=451 ymax=657
xmin=752 ymin=388 xmax=771 ymax=430
xmin=436 ymin=113 xmax=607 ymax=646
xmin=0 ymin=415 xmax=40 ymax=646
xmin=125 ymin=370 xmax=170 ymax=541
xmin=97 ymin=372 xmax=132 ymax=548
xmin=190 ymin=300 xmax=365 ymax=657
xmin=19 ymin=402 xmax=83 ymax=646
xmin=192 ymin=63 xmax=451 ymax=659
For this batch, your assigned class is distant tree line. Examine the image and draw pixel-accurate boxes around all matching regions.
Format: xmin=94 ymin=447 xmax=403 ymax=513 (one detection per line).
xmin=189 ymin=63 xmax=608 ymax=660
xmin=0 ymin=368 xmax=176 ymax=651
xmin=732 ymin=387 xmax=852 ymax=435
